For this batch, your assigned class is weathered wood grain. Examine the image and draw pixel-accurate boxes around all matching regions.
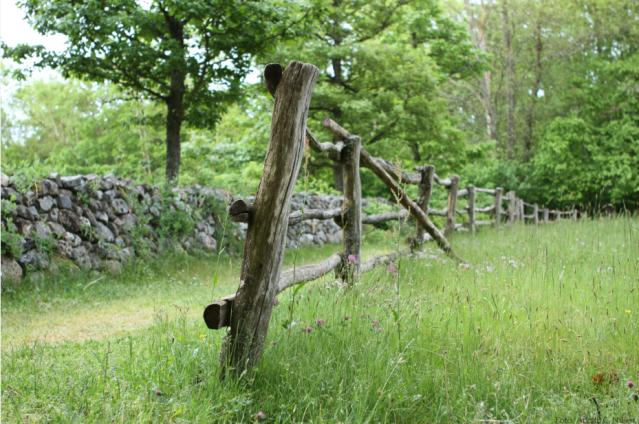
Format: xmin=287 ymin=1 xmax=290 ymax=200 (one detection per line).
xmin=220 ymin=61 xmax=319 ymax=376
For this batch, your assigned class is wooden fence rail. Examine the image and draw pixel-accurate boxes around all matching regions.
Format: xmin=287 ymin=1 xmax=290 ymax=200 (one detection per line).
xmin=207 ymin=62 xmax=582 ymax=377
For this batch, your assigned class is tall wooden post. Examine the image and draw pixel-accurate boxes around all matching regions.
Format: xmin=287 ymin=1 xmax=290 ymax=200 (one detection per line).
xmin=543 ymin=208 xmax=549 ymax=223
xmin=220 ymin=62 xmax=318 ymax=376
xmin=494 ymin=188 xmax=503 ymax=228
xmin=467 ymin=185 xmax=476 ymax=234
xmin=340 ymin=135 xmax=362 ymax=283
xmin=415 ymin=165 xmax=434 ymax=248
xmin=572 ymin=209 xmax=578 ymax=220
xmin=533 ymin=204 xmax=539 ymax=225
xmin=445 ymin=175 xmax=460 ymax=237
xmin=518 ymin=199 xmax=525 ymax=222
xmin=507 ymin=191 xmax=516 ymax=224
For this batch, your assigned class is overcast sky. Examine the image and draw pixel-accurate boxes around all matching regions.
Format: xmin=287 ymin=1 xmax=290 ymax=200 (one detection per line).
xmin=1 ymin=0 xmax=66 ymax=51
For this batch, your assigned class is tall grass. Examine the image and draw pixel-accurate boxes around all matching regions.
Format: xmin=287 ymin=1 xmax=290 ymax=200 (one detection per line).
xmin=2 ymin=217 xmax=638 ymax=423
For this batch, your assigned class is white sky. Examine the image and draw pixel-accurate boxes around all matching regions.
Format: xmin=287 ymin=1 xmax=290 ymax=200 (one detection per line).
xmin=0 ymin=0 xmax=66 ymax=51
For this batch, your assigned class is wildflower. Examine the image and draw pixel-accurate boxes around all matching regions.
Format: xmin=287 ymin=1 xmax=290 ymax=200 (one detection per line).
xmin=343 ymin=316 xmax=351 ymax=321
xmin=628 ymin=380 xmax=635 ymax=389
xmin=387 ymin=262 xmax=398 ymax=274
xmin=154 ymin=388 xmax=162 ymax=396
xmin=255 ymin=411 xmax=267 ymax=421
xmin=315 ymin=319 xmax=325 ymax=327
xmin=347 ymin=254 xmax=358 ymax=264
xmin=302 ymin=326 xmax=313 ymax=334
xmin=625 ymin=309 xmax=631 ymax=315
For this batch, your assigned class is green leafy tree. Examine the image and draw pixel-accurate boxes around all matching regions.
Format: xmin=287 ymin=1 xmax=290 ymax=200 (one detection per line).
xmin=272 ymin=0 xmax=480 ymax=193
xmin=4 ymin=0 xmax=297 ymax=181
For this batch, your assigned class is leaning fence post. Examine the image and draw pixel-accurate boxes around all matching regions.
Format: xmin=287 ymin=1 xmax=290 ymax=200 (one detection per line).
xmin=543 ymin=208 xmax=549 ymax=223
xmin=467 ymin=185 xmax=476 ymax=234
xmin=507 ymin=191 xmax=516 ymax=224
xmin=340 ymin=135 xmax=362 ymax=283
xmin=494 ymin=188 xmax=503 ymax=228
xmin=219 ymin=62 xmax=318 ymax=377
xmin=445 ymin=175 xmax=460 ymax=237
xmin=414 ymin=165 xmax=434 ymax=249
xmin=533 ymin=204 xmax=539 ymax=225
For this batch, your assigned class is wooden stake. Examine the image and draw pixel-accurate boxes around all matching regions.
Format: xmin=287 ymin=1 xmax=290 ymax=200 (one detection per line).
xmin=507 ymin=191 xmax=516 ymax=224
xmin=533 ymin=204 xmax=539 ymax=225
xmin=445 ymin=176 xmax=460 ymax=237
xmin=340 ymin=135 xmax=362 ymax=283
xmin=219 ymin=61 xmax=318 ymax=376
xmin=494 ymin=188 xmax=503 ymax=228
xmin=415 ymin=165 xmax=434 ymax=248
xmin=467 ymin=185 xmax=476 ymax=234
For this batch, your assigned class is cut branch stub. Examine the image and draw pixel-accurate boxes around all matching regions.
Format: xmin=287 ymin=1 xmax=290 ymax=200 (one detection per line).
xmin=228 ymin=199 xmax=254 ymax=223
xmin=219 ymin=61 xmax=319 ymax=377
xmin=264 ymin=63 xmax=283 ymax=96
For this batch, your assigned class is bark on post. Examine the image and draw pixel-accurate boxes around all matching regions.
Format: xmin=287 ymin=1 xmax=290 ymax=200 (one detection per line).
xmin=572 ymin=209 xmax=578 ymax=220
xmin=543 ymin=208 xmax=549 ymax=223
xmin=445 ymin=176 xmax=460 ymax=237
xmin=340 ymin=135 xmax=362 ymax=283
xmin=518 ymin=198 xmax=524 ymax=222
xmin=533 ymin=204 xmax=539 ymax=225
xmin=467 ymin=185 xmax=476 ymax=234
xmin=415 ymin=165 xmax=434 ymax=248
xmin=507 ymin=191 xmax=516 ymax=224
xmin=494 ymin=188 xmax=503 ymax=227
xmin=220 ymin=61 xmax=318 ymax=376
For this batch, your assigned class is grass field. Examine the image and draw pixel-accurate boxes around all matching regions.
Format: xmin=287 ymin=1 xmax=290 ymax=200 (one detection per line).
xmin=2 ymin=218 xmax=638 ymax=423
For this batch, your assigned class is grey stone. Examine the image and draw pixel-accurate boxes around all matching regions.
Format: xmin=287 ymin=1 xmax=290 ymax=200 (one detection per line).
xmin=0 ymin=174 xmax=9 ymax=187
xmin=95 ymin=211 xmax=108 ymax=222
xmin=15 ymin=205 xmax=34 ymax=220
xmin=111 ymin=198 xmax=129 ymax=215
xmin=48 ymin=222 xmax=66 ymax=237
xmin=18 ymin=249 xmax=49 ymax=270
xmin=1 ymin=256 xmax=23 ymax=286
xmin=41 ymin=179 xmax=59 ymax=195
xmin=102 ymin=260 xmax=122 ymax=274
xmin=27 ymin=206 xmax=38 ymax=218
xmin=94 ymin=222 xmax=115 ymax=242
xmin=58 ymin=194 xmax=74 ymax=209
xmin=34 ymin=221 xmax=51 ymax=239
xmin=58 ymin=210 xmax=81 ymax=233
xmin=64 ymin=232 xmax=82 ymax=247
xmin=38 ymin=196 xmax=55 ymax=212
xmin=197 ymin=233 xmax=217 ymax=252
xmin=60 ymin=175 xmax=85 ymax=189
xmin=49 ymin=208 xmax=59 ymax=222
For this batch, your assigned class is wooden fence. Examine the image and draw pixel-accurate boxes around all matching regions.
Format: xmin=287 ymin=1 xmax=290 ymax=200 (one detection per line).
xmin=206 ymin=62 xmax=581 ymax=376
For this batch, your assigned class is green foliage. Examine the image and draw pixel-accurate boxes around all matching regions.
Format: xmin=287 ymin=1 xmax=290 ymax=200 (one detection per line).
xmin=1 ymin=200 xmax=23 ymax=258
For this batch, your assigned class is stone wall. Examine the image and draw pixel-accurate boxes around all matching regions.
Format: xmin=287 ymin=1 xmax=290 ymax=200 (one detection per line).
xmin=1 ymin=174 xmax=359 ymax=287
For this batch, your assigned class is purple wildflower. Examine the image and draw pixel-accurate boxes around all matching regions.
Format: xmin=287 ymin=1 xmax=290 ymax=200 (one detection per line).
xmin=302 ymin=326 xmax=313 ymax=334
xmin=347 ymin=254 xmax=358 ymax=264
xmin=315 ymin=319 xmax=325 ymax=327
xmin=387 ymin=262 xmax=398 ymax=274
xmin=628 ymin=380 xmax=635 ymax=389
xmin=255 ymin=411 xmax=267 ymax=421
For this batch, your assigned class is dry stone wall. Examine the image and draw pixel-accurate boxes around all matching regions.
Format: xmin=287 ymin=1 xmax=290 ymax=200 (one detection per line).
xmin=1 ymin=174 xmax=366 ymax=287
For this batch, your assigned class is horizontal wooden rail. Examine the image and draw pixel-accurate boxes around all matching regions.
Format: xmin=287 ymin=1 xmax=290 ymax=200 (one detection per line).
xmin=362 ymin=210 xmax=409 ymax=225
xmin=475 ymin=188 xmax=497 ymax=195
xmin=289 ymin=208 xmax=341 ymax=225
xmin=204 ymin=254 xmax=342 ymax=329
xmin=475 ymin=205 xmax=496 ymax=213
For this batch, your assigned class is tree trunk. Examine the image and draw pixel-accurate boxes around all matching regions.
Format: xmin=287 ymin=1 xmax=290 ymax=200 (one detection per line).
xmin=164 ymin=14 xmax=186 ymax=183
xmin=524 ymin=18 xmax=542 ymax=161
xmin=501 ymin=0 xmax=516 ymax=160
xmin=220 ymin=62 xmax=318 ymax=377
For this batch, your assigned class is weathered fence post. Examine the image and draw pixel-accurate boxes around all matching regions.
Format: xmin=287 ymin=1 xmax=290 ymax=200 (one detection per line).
xmin=220 ymin=62 xmax=318 ymax=376
xmin=445 ymin=175 xmax=460 ymax=237
xmin=533 ymin=204 xmax=539 ymax=225
xmin=494 ymin=188 xmax=503 ymax=228
xmin=543 ymin=208 xmax=549 ymax=223
xmin=467 ymin=185 xmax=476 ymax=234
xmin=572 ymin=209 xmax=578 ymax=220
xmin=340 ymin=135 xmax=362 ymax=283
xmin=518 ymin=199 xmax=525 ymax=222
xmin=507 ymin=191 xmax=516 ymax=224
xmin=414 ymin=165 xmax=434 ymax=248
